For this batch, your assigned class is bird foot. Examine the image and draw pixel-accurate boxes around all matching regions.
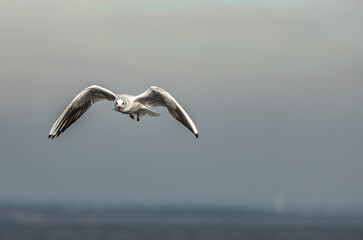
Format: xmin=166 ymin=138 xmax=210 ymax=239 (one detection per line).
xmin=137 ymin=113 xmax=140 ymax=121
xmin=130 ymin=114 xmax=134 ymax=119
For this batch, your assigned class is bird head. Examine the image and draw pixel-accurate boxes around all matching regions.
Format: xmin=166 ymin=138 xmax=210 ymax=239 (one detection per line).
xmin=114 ymin=98 xmax=126 ymax=111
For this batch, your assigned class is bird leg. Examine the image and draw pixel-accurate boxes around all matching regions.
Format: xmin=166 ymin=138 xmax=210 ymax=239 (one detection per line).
xmin=137 ymin=112 xmax=140 ymax=121
xmin=129 ymin=114 xmax=135 ymax=119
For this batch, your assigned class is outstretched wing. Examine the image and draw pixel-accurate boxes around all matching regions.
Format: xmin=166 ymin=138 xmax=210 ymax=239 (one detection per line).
xmin=135 ymin=86 xmax=198 ymax=138
xmin=49 ymin=85 xmax=116 ymax=139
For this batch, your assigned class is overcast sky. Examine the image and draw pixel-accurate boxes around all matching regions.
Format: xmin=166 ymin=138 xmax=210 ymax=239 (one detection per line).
xmin=0 ymin=0 xmax=362 ymax=211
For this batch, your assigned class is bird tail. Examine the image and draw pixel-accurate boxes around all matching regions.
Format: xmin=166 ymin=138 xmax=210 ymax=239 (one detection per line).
xmin=138 ymin=107 xmax=161 ymax=118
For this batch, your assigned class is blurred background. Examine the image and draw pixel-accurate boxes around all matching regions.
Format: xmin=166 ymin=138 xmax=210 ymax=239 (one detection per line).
xmin=0 ymin=0 xmax=362 ymax=215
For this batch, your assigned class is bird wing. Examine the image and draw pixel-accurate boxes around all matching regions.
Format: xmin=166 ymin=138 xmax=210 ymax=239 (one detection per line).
xmin=135 ymin=86 xmax=198 ymax=138
xmin=49 ymin=85 xmax=116 ymax=139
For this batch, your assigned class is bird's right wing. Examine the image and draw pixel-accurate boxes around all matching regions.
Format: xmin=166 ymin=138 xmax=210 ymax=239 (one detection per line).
xmin=135 ymin=86 xmax=198 ymax=138
xmin=49 ymin=85 xmax=116 ymax=139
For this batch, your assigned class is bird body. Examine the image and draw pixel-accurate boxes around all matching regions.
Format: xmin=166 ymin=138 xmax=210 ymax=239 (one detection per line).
xmin=114 ymin=94 xmax=161 ymax=118
xmin=49 ymin=85 xmax=198 ymax=139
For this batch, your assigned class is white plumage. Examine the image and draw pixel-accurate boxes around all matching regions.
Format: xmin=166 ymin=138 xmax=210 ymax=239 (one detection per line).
xmin=49 ymin=85 xmax=198 ymax=139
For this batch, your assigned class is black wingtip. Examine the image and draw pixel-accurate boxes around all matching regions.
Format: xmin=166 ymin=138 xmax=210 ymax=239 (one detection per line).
xmin=195 ymin=133 xmax=199 ymax=139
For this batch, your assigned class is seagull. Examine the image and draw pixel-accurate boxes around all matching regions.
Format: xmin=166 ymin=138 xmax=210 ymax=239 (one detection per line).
xmin=48 ymin=85 xmax=198 ymax=139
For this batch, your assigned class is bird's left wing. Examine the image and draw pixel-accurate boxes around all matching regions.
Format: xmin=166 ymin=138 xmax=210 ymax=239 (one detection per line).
xmin=135 ymin=86 xmax=198 ymax=138
xmin=49 ymin=85 xmax=116 ymax=139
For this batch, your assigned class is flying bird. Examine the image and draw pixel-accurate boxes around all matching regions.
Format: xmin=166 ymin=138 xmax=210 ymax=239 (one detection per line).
xmin=48 ymin=85 xmax=198 ymax=139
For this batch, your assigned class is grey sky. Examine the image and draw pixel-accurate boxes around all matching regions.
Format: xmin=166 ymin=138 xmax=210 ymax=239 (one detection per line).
xmin=0 ymin=0 xmax=362 ymax=210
